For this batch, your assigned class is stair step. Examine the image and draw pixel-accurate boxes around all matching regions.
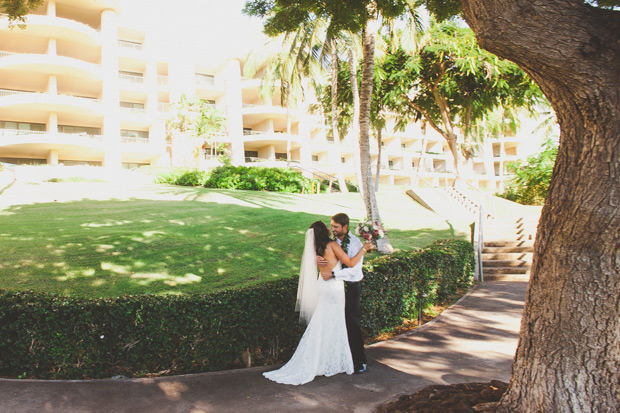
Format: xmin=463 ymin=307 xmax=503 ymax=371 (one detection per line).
xmin=483 ymin=273 xmax=530 ymax=281
xmin=483 ymin=260 xmax=531 ymax=268
xmin=482 ymin=252 xmax=533 ymax=260
xmin=482 ymin=246 xmax=534 ymax=253
xmin=483 ymin=266 xmax=530 ymax=274
xmin=484 ymin=240 xmax=534 ymax=248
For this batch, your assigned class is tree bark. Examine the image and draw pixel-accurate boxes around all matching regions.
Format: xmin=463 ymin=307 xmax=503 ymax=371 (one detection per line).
xmin=460 ymin=1 xmax=619 ymax=411
xmin=360 ymin=20 xmax=381 ymax=221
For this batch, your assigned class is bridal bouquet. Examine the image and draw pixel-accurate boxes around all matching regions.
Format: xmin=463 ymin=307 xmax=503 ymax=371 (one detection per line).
xmin=357 ymin=219 xmax=386 ymax=246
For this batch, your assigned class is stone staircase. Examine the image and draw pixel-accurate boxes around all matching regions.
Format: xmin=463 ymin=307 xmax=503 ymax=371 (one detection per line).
xmin=482 ymin=216 xmax=539 ymax=281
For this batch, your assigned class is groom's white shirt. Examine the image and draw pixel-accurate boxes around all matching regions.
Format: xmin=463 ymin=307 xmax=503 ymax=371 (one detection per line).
xmin=333 ymin=231 xmax=364 ymax=282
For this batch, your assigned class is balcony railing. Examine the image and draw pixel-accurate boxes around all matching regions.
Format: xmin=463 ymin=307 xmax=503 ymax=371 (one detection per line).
xmin=121 ymin=137 xmax=149 ymax=144
xmin=119 ymin=74 xmax=144 ymax=84
xmin=59 ymin=132 xmax=103 ymax=141
xmin=0 ymin=128 xmax=47 ymax=136
xmin=118 ymin=40 xmax=143 ymax=51
xmin=0 ymin=89 xmax=101 ymax=104
xmin=0 ymin=129 xmax=103 ymax=141
xmin=120 ymin=106 xmax=146 ymax=114
xmin=157 ymin=75 xmax=169 ymax=87
xmin=158 ymin=102 xmax=170 ymax=112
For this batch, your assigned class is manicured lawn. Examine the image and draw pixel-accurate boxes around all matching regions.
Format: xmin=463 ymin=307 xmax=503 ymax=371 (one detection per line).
xmin=0 ymin=182 xmax=468 ymax=298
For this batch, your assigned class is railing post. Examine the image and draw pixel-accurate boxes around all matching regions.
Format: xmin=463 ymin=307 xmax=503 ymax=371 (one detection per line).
xmin=474 ymin=204 xmax=484 ymax=282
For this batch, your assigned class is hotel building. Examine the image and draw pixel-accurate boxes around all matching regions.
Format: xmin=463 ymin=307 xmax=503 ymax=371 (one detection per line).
xmin=0 ymin=0 xmax=533 ymax=191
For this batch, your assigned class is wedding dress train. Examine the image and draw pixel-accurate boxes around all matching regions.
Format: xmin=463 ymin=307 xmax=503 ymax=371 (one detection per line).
xmin=263 ymin=264 xmax=353 ymax=385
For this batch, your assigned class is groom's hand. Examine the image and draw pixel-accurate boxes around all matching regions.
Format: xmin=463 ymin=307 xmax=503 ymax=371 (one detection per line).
xmin=316 ymin=255 xmax=328 ymax=267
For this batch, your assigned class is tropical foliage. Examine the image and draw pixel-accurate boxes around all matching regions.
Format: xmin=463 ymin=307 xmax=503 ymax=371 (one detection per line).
xmin=499 ymin=138 xmax=558 ymax=205
xmin=377 ymin=21 xmax=543 ymax=177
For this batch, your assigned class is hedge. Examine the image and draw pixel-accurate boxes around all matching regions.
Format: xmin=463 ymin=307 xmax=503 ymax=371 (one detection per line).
xmin=0 ymin=240 xmax=473 ymax=379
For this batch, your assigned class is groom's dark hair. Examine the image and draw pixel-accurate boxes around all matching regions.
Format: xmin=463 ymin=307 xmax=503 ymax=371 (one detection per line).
xmin=331 ymin=213 xmax=349 ymax=229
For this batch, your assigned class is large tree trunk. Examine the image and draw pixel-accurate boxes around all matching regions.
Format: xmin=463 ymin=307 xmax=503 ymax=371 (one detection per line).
xmin=360 ymin=20 xmax=381 ymax=222
xmin=460 ymin=1 xmax=619 ymax=411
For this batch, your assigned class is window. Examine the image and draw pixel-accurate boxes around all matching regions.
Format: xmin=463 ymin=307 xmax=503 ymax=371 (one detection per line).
xmin=243 ymin=128 xmax=253 ymax=135
xmin=244 ymin=151 xmax=258 ymax=162
xmin=312 ymin=155 xmax=319 ymax=162
xmin=275 ymin=153 xmax=287 ymax=160
xmin=341 ymin=157 xmax=346 ymax=163
xmin=0 ymin=121 xmax=45 ymax=132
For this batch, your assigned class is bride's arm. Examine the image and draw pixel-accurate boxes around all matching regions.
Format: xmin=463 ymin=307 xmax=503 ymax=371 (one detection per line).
xmin=330 ymin=241 xmax=371 ymax=268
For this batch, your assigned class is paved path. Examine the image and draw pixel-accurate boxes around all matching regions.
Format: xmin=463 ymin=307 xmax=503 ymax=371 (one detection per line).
xmin=1 ymin=281 xmax=527 ymax=413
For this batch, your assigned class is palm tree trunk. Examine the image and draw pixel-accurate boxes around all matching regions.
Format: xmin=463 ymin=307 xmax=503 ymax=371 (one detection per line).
xmin=359 ymin=20 xmax=380 ymax=222
xmin=374 ymin=127 xmax=382 ymax=192
xmin=330 ymin=39 xmax=348 ymax=193
xmin=348 ymin=46 xmax=363 ymax=195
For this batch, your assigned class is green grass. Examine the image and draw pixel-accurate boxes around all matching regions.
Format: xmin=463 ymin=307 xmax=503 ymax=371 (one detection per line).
xmin=0 ymin=182 xmax=468 ymax=298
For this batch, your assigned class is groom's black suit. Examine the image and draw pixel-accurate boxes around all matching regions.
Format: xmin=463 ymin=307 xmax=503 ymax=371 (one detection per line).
xmin=336 ymin=233 xmax=367 ymax=372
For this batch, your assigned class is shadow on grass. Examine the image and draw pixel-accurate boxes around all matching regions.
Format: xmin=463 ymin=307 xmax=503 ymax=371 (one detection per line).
xmin=0 ymin=197 xmax=330 ymax=297
xmin=0 ymin=189 xmax=466 ymax=298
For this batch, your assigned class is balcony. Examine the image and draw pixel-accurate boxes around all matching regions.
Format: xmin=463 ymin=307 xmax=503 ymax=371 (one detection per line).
xmin=0 ymin=14 xmax=101 ymax=46
xmin=0 ymin=129 xmax=104 ymax=154
xmin=242 ymin=130 xmax=300 ymax=144
xmin=0 ymin=51 xmax=102 ymax=81
xmin=0 ymin=89 xmax=103 ymax=122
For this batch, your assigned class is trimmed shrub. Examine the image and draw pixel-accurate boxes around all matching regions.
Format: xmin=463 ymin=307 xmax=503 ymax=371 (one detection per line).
xmin=204 ymin=166 xmax=311 ymax=193
xmin=0 ymin=240 xmax=473 ymax=379
xmin=153 ymin=168 xmax=209 ymax=187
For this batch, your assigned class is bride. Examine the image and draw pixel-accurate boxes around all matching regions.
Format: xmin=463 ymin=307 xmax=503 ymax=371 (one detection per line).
xmin=263 ymin=220 xmax=373 ymax=385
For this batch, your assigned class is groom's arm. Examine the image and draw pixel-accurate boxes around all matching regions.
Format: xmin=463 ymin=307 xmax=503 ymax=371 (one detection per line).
xmin=317 ymin=256 xmax=364 ymax=281
xmin=322 ymin=236 xmax=365 ymax=282
xmin=331 ymin=257 xmax=363 ymax=282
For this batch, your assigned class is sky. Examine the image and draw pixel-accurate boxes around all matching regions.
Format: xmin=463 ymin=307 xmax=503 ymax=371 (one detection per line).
xmin=118 ymin=0 xmax=267 ymax=64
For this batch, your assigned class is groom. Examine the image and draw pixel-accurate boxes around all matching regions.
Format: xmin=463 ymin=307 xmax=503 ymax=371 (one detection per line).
xmin=318 ymin=213 xmax=368 ymax=374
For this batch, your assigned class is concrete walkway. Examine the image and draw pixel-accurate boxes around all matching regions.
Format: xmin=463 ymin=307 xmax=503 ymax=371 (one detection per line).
xmin=0 ymin=281 xmax=528 ymax=413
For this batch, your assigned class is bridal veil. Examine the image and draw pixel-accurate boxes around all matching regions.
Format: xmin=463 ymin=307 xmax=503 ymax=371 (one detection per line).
xmin=295 ymin=228 xmax=319 ymax=324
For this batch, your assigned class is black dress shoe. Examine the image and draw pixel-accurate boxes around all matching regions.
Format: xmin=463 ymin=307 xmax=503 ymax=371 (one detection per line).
xmin=354 ymin=364 xmax=367 ymax=374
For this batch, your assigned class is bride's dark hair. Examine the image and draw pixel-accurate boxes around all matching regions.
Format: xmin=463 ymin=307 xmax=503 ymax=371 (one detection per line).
xmin=310 ymin=221 xmax=331 ymax=256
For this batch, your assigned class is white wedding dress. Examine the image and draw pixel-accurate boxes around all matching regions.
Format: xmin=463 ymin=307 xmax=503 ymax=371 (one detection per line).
xmin=263 ymin=263 xmax=353 ymax=385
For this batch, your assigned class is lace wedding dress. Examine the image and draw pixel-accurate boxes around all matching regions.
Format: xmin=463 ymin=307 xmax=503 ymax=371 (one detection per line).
xmin=263 ymin=263 xmax=353 ymax=385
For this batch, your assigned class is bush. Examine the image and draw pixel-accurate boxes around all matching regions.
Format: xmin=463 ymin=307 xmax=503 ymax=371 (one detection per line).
xmin=153 ymin=168 xmax=209 ymax=187
xmin=0 ymin=240 xmax=473 ymax=379
xmin=154 ymin=166 xmax=313 ymax=193
xmin=205 ymin=166 xmax=311 ymax=193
